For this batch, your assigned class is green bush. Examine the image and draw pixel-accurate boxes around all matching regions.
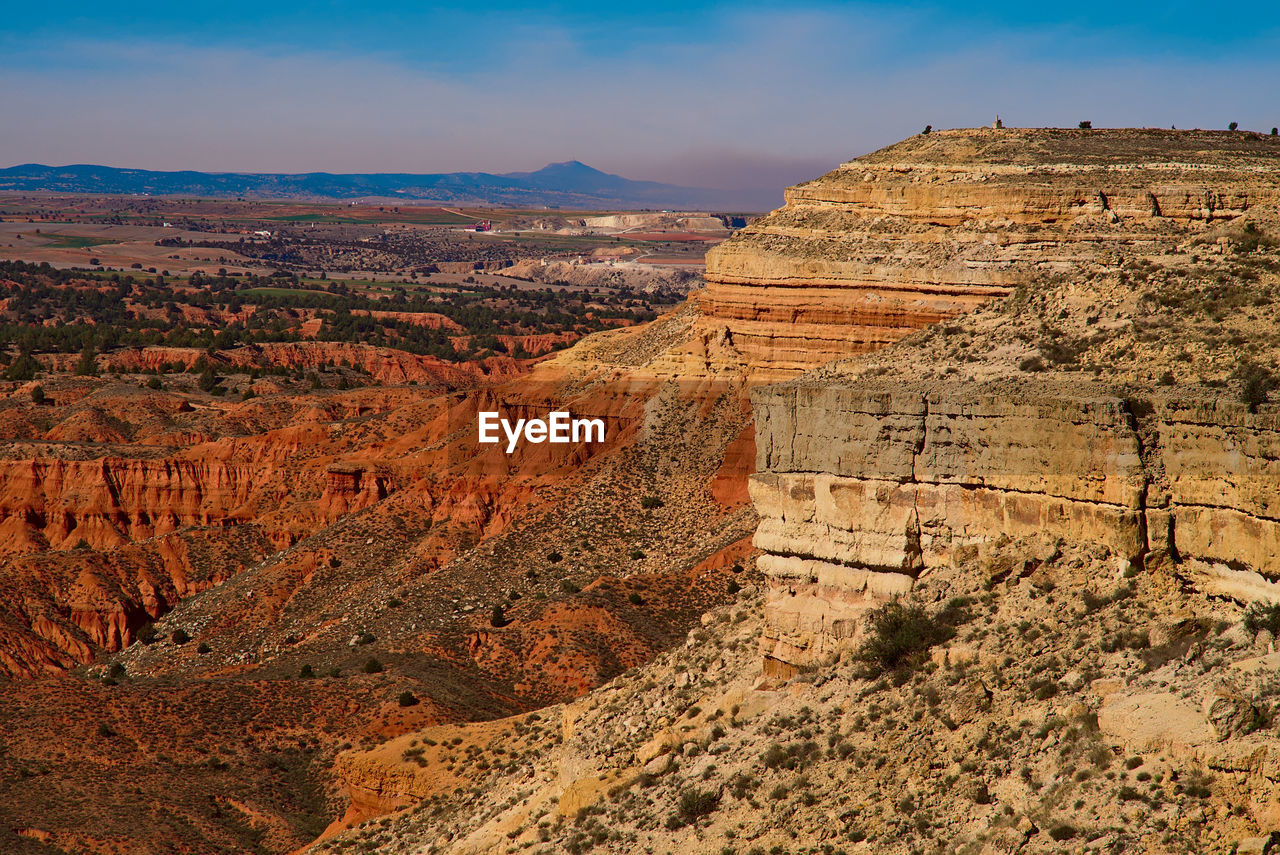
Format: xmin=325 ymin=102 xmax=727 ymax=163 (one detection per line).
xmin=29 ymin=385 xmax=44 ymax=404
xmin=197 ymin=366 xmax=219 ymax=392
xmin=640 ymin=495 xmax=664 ymax=510
xmin=171 ymin=628 xmax=190 ymax=645
xmin=1244 ymin=602 xmax=1280 ymax=635
xmin=3 ymin=352 xmax=38 ymax=381
xmin=1232 ymin=360 xmax=1276 ymax=412
xmin=75 ymin=345 xmax=98 ymax=376
xmin=398 ymin=691 xmax=419 ymax=707
xmin=676 ymin=788 xmax=720 ymax=825
xmin=853 ymin=600 xmax=964 ymax=676
xmin=299 ymin=665 xmax=315 ymax=679
xmin=363 ymin=657 xmax=384 ymax=674
xmin=761 ymin=740 xmax=820 ymax=771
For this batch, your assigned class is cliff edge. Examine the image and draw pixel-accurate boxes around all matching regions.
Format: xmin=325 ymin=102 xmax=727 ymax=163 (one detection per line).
xmin=704 ymin=127 xmax=1280 ymax=376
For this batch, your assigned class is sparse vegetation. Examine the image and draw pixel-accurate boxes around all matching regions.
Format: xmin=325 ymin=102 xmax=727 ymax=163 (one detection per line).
xmin=1232 ymin=360 xmax=1276 ymax=412
xmin=675 ymin=787 xmax=720 ymax=825
xmin=1244 ymin=602 xmax=1280 ymax=636
xmin=853 ymin=599 xmax=966 ymax=676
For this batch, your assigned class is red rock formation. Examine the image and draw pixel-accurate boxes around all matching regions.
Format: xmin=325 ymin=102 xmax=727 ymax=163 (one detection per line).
xmin=319 ymin=465 xmax=392 ymax=517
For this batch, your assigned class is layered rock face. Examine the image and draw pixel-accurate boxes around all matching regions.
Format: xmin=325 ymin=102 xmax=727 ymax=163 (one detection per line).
xmin=751 ymin=380 xmax=1280 ymax=670
xmin=729 ymin=127 xmax=1280 ymax=671
xmin=704 ymin=128 xmax=1280 ymax=375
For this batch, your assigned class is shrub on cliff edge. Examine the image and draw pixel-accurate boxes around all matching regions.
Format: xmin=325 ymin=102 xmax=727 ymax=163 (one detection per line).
xmin=1232 ymin=361 xmax=1276 ymax=413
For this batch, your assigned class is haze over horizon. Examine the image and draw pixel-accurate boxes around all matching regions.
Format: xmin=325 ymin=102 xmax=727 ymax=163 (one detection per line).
xmin=4 ymin=0 xmax=1280 ymax=194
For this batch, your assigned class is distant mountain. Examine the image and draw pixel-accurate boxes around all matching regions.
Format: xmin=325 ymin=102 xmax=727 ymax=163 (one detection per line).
xmin=0 ymin=160 xmax=774 ymax=211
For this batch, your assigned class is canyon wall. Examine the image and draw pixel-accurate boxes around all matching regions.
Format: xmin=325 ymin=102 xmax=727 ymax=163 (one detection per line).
xmin=703 ymin=128 xmax=1280 ymax=376
xmin=722 ymin=128 xmax=1280 ymax=671
xmin=751 ymin=380 xmax=1280 ymax=671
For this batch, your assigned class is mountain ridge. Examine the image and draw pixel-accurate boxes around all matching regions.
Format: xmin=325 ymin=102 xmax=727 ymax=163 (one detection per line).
xmin=0 ymin=160 xmax=774 ymax=210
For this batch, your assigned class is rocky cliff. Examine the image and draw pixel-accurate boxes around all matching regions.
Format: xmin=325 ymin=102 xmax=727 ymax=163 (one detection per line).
xmin=730 ymin=127 xmax=1280 ymax=671
xmin=751 ymin=380 xmax=1280 ymax=670
xmin=702 ymin=127 xmax=1280 ymax=375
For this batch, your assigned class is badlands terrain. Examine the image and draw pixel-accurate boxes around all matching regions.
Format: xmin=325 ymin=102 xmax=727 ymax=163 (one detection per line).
xmin=0 ymin=201 xmax=752 ymax=853
xmin=7 ymin=127 xmax=1280 ymax=855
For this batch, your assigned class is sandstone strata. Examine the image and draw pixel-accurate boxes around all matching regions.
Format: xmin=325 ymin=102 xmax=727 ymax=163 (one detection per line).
xmin=703 ymin=128 xmax=1280 ymax=375
xmin=752 ymin=378 xmax=1280 ymax=670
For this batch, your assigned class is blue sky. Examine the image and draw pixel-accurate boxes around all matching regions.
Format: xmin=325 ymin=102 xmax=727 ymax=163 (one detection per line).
xmin=3 ymin=2 xmax=1279 ymax=191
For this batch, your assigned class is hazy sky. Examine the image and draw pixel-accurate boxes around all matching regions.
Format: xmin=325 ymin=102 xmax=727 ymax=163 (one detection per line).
xmin=3 ymin=1 xmax=1279 ymax=191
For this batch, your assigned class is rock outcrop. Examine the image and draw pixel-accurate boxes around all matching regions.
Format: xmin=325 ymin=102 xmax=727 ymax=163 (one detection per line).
xmin=703 ymin=127 xmax=1280 ymax=376
xmin=730 ymin=128 xmax=1280 ymax=670
xmin=751 ymin=378 xmax=1280 ymax=670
